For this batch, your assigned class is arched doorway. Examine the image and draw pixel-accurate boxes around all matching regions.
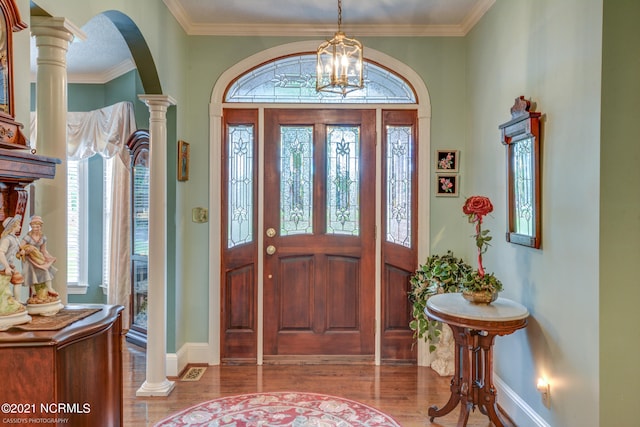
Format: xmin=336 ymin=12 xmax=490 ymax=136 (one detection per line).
xmin=209 ymin=41 xmax=432 ymax=365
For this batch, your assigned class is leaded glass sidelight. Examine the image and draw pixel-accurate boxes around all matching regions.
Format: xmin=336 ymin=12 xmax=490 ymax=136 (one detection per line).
xmin=386 ymin=126 xmax=412 ymax=247
xmin=327 ymin=126 xmax=360 ymax=235
xmin=227 ymin=125 xmax=254 ymax=248
xmin=280 ymin=126 xmax=314 ymax=235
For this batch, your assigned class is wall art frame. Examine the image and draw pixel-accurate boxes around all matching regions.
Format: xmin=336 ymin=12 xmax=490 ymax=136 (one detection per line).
xmin=435 ymin=150 xmax=459 ymax=172
xmin=177 ymin=140 xmax=190 ymax=181
xmin=435 ymin=174 xmax=458 ymax=197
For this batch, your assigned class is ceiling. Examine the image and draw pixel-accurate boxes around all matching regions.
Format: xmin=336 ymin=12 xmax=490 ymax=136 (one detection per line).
xmin=30 ymin=0 xmax=494 ymax=83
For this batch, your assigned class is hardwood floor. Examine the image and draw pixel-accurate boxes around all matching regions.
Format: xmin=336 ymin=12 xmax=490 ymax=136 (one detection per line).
xmin=123 ymin=342 xmax=496 ymax=426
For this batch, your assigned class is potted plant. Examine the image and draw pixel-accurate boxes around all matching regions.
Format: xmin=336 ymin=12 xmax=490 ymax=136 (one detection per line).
xmin=461 ymin=195 xmax=503 ymax=303
xmin=408 ymin=251 xmax=472 ymax=352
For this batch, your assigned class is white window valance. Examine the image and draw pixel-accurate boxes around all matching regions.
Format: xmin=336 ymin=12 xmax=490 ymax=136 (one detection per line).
xmin=29 ymin=101 xmax=136 ymax=160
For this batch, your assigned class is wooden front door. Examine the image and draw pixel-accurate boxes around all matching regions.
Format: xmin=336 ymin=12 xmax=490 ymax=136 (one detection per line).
xmin=263 ymin=109 xmax=376 ymax=358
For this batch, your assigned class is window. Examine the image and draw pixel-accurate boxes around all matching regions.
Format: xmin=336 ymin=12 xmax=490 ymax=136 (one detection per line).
xmin=225 ymin=54 xmax=416 ymax=104
xmin=67 ymin=156 xmax=115 ymax=294
xmin=67 ymin=158 xmax=88 ymax=293
xmin=227 ymin=124 xmax=255 ymax=248
xmin=102 ymin=156 xmax=114 ymax=292
xmin=385 ymin=125 xmax=413 ymax=248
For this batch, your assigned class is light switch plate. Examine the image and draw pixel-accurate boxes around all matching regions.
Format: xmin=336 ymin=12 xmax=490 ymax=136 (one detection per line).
xmin=192 ymin=207 xmax=208 ymax=223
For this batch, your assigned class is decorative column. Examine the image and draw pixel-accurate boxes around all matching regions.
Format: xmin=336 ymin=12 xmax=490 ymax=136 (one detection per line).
xmin=136 ymin=94 xmax=176 ymax=397
xmin=30 ymin=17 xmax=85 ymax=305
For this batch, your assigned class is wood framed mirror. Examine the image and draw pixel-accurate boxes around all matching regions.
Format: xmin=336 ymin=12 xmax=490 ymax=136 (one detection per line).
xmin=499 ymin=96 xmax=543 ymax=249
xmin=0 ymin=0 xmax=27 ymax=149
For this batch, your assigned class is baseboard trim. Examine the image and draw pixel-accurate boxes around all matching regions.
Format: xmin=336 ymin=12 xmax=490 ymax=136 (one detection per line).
xmin=495 ymin=374 xmax=551 ymax=427
xmin=166 ymin=342 xmax=211 ymax=377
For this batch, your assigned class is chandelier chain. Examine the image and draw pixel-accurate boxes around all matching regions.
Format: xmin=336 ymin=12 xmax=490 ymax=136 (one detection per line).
xmin=337 ymin=0 xmax=342 ymax=31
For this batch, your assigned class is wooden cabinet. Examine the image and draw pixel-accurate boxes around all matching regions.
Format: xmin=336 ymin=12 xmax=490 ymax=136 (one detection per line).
xmin=126 ymin=130 xmax=150 ymax=347
xmin=0 ymin=305 xmax=124 ymax=427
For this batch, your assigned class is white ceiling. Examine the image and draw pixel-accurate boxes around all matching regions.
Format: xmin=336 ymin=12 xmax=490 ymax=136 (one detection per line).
xmin=30 ymin=0 xmax=494 ymax=83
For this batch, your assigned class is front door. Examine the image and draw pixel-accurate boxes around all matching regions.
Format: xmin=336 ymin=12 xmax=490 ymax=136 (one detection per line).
xmin=263 ymin=109 xmax=376 ymax=358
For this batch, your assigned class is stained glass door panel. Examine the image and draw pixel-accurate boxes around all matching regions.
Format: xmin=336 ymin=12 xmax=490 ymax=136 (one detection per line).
xmin=263 ymin=109 xmax=375 ymax=358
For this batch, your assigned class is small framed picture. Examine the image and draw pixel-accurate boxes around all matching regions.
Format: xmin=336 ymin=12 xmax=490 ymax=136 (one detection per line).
xmin=436 ymin=174 xmax=459 ymax=197
xmin=436 ymin=150 xmax=459 ymax=172
xmin=178 ymin=140 xmax=190 ymax=181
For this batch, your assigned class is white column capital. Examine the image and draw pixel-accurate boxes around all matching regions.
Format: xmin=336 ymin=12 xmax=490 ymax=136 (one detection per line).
xmin=30 ymin=16 xmax=86 ymax=43
xmin=138 ymin=94 xmax=177 ymax=110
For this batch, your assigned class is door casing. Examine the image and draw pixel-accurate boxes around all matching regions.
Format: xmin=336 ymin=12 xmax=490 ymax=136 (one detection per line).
xmin=209 ymin=41 xmax=432 ymax=366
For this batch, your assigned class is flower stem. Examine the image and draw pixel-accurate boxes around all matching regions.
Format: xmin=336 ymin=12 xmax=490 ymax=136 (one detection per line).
xmin=476 ymin=218 xmax=485 ymax=277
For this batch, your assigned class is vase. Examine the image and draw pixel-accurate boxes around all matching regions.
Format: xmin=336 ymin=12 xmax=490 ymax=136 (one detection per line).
xmin=462 ymin=290 xmax=498 ymax=304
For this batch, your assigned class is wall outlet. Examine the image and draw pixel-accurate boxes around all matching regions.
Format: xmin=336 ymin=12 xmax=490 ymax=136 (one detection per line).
xmin=537 ymin=379 xmax=551 ymax=408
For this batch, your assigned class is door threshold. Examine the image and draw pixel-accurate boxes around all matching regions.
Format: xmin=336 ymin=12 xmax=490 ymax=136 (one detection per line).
xmin=263 ymin=355 xmax=375 ymax=365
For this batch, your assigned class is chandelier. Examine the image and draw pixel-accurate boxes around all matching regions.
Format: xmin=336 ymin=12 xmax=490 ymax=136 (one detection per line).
xmin=316 ymin=0 xmax=364 ymax=96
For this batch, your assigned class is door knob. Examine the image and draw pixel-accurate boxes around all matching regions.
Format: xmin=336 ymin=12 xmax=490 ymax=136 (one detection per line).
xmin=266 ymin=245 xmax=277 ymax=255
xmin=266 ymin=227 xmax=277 ymax=237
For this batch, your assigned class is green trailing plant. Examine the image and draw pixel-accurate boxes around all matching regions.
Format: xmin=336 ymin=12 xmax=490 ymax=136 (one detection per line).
xmin=408 ymin=251 xmax=473 ymax=352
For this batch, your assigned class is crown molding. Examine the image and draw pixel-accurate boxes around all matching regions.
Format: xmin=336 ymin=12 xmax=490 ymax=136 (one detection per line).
xmin=31 ymin=59 xmax=137 ymax=84
xmin=165 ymin=0 xmax=494 ymax=37
xmin=185 ymin=23 xmax=467 ymax=37
xmin=461 ymin=0 xmax=496 ymax=35
xmin=68 ymin=59 xmax=137 ymax=84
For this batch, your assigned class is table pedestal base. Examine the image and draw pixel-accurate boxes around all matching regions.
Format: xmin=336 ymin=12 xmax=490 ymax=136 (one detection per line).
xmin=428 ymin=324 xmax=513 ymax=427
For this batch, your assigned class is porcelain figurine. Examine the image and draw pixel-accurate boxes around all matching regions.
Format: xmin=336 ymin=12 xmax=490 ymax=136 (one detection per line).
xmin=19 ymin=216 xmax=63 ymax=316
xmin=0 ymin=215 xmax=31 ymax=328
xmin=0 ymin=215 xmax=25 ymax=301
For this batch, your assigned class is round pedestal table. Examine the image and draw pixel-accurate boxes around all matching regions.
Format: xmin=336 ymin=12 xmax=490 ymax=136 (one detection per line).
xmin=425 ymin=293 xmax=529 ymax=427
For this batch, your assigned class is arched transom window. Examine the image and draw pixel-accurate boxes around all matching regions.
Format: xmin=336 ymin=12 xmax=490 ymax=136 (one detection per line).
xmin=225 ymin=54 xmax=417 ymax=104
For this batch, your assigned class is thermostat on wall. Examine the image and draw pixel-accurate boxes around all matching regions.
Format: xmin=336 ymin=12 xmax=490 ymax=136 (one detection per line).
xmin=192 ymin=207 xmax=208 ymax=223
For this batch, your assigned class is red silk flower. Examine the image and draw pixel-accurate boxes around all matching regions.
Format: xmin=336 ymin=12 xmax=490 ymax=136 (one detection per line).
xmin=463 ymin=196 xmax=493 ymax=221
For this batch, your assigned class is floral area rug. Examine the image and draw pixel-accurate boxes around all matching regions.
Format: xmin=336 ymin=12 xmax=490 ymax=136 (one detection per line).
xmin=153 ymin=391 xmax=401 ymax=426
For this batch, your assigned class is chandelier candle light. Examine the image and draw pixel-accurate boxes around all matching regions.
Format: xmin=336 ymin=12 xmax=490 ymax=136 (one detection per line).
xmin=316 ymin=0 xmax=364 ymax=96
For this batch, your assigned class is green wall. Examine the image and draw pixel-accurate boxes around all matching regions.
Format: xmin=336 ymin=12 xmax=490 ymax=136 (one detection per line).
xmin=466 ymin=1 xmax=603 ymax=425
xmin=600 ymin=1 xmax=640 ymax=425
